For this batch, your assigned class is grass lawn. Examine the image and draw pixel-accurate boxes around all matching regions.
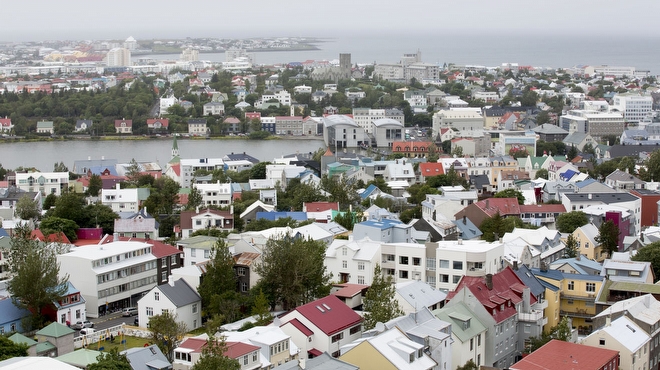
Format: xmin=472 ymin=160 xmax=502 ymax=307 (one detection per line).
xmin=84 ymin=335 xmax=152 ymax=352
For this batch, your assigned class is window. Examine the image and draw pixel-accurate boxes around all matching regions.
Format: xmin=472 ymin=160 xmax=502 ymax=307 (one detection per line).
xmin=453 ymin=261 xmax=463 ymax=270
xmin=237 ymin=267 xmax=246 ymax=276
xmin=567 ymin=281 xmax=574 ymax=290
xmin=252 ymin=352 xmax=257 ymax=362
xmin=161 ymin=258 xmax=166 ymax=267
xmin=599 ymin=338 xmax=606 ymax=345
xmin=440 ymin=274 xmax=449 ymax=283
xmin=400 ymin=270 xmax=409 ymax=279
xmin=357 ymin=262 xmax=365 ymax=270
xmin=342 ymin=260 xmax=347 ymax=269
xmin=204 ymin=249 xmax=210 ymax=258
xmin=146 ymin=307 xmax=153 ymax=316
xmin=439 ymin=259 xmax=449 ymax=269
xmin=243 ymin=355 xmax=248 ymax=365
xmin=470 ymin=338 xmax=474 ymax=350
xmin=331 ymin=333 xmax=344 ymax=343
xmin=342 ymin=248 xmax=347 ymax=256
xmin=453 ymin=275 xmax=461 ymax=284
xmin=192 ymin=303 xmax=198 ymax=314
xmin=477 ymin=334 xmax=481 ymax=346
xmin=586 ymin=282 xmax=596 ymax=292
xmin=413 ymin=257 xmax=421 ymax=266
xmin=161 ymin=271 xmax=167 ymax=282
xmin=191 ymin=248 xmax=196 ymax=257
xmin=400 ymin=256 xmax=409 ymax=265
xmin=350 ymin=325 xmax=361 ymax=335
xmin=357 ymin=275 xmax=365 ymax=284
xmin=154 ymin=292 xmax=159 ymax=301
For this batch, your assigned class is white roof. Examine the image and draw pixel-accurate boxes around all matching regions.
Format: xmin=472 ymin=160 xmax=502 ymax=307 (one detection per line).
xmin=180 ymin=158 xmax=225 ymax=167
xmin=590 ymin=316 xmax=650 ymax=353
xmin=0 ymin=357 xmax=80 ymax=369
xmin=239 ymin=200 xmax=275 ymax=219
xmin=61 ymin=240 xmax=153 ymax=260
xmin=323 ymin=115 xmax=358 ymax=127
xmin=395 ymin=280 xmax=447 ymax=309
xmin=327 ymin=238 xmax=381 ymax=261
xmin=344 ymin=327 xmax=436 ymax=370
xmin=372 ymin=118 xmax=403 ymax=127
xmin=594 ymin=294 xmax=660 ymax=326
xmin=294 ymin=223 xmax=333 ymax=240
xmin=436 ymin=239 xmax=503 ymax=253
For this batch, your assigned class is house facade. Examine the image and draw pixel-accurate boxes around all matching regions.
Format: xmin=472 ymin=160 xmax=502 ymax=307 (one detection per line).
xmin=137 ymin=278 xmax=202 ymax=331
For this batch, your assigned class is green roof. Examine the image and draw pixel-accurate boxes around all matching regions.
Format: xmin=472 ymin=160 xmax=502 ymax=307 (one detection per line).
xmin=433 ymin=302 xmax=487 ymax=343
xmin=8 ymin=333 xmax=37 ymax=347
xmin=35 ymin=341 xmax=56 ymax=353
xmin=57 ymin=349 xmax=102 ymax=367
xmin=597 ymin=280 xmax=660 ymax=303
xmin=36 ymin=322 xmax=74 ymax=338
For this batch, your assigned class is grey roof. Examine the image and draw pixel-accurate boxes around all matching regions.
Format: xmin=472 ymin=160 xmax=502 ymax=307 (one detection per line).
xmin=550 ymin=257 xmax=603 ymax=275
xmin=606 ymin=169 xmax=646 ymax=184
xmin=278 ymin=352 xmax=358 ymax=370
xmin=563 ymin=192 xmax=640 ymax=204
xmin=563 ymin=132 xmax=589 ymax=145
xmin=607 ymin=144 xmax=660 ymax=158
xmin=157 ymin=279 xmax=201 ymax=308
xmin=513 ymin=265 xmax=545 ymax=298
xmin=433 ymin=302 xmax=487 ymax=343
xmin=395 ymin=280 xmax=447 ymax=310
xmin=452 ymin=217 xmax=483 ymax=240
xmin=533 ymin=124 xmax=568 ymax=135
xmin=469 ymin=174 xmax=491 ymax=189
xmin=384 ymin=307 xmax=451 ymax=342
xmin=122 ymin=345 xmax=172 ymax=370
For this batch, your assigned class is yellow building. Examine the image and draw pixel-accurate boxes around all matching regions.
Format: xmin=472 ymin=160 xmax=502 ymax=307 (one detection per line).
xmin=533 ymin=268 xmax=604 ymax=335
xmin=571 ymin=224 xmax=604 ymax=261
xmin=542 ymin=283 xmax=561 ymax=333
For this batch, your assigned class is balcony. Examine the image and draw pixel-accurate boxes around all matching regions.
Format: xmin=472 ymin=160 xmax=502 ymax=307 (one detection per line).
xmin=562 ymin=293 xmax=596 ymax=301
xmin=465 ymin=268 xmax=486 ymax=277
xmin=560 ymin=309 xmax=594 ymax=319
xmin=532 ymin=299 xmax=549 ymax=310
xmin=518 ymin=310 xmax=545 ymax=324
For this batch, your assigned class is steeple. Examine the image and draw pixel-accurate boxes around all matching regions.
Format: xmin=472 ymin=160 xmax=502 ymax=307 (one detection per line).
xmin=172 ymin=134 xmax=179 ymax=158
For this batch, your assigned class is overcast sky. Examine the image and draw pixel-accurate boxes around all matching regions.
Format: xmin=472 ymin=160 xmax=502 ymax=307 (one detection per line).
xmin=4 ymin=0 xmax=660 ymax=42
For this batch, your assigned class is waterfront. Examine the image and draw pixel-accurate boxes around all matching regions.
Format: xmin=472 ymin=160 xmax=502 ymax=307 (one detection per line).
xmin=0 ymin=138 xmax=326 ymax=171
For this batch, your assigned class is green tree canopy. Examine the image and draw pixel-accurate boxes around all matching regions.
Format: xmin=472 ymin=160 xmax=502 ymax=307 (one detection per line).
xmin=38 ymin=216 xmax=79 ymax=242
xmin=197 ymin=239 xmax=237 ymax=319
xmin=191 ymin=337 xmax=240 ymax=370
xmin=255 ymin=235 xmax=331 ymax=310
xmin=363 ymin=264 xmax=404 ymax=330
xmin=480 ymin=213 xmax=525 ymax=242
xmin=535 ymin=168 xmax=549 ymax=180
xmin=564 ymin=234 xmax=579 ymax=258
xmin=631 ymin=241 xmax=660 ymax=282
xmin=149 ymin=310 xmax=188 ymax=362
xmin=7 ymin=224 xmax=69 ymax=330
xmin=595 ymin=220 xmax=620 ymax=258
xmin=493 ymin=189 xmax=525 ymax=205
xmin=87 ymin=173 xmax=103 ymax=197
xmin=14 ymin=194 xmax=41 ymax=220
xmin=556 ymin=211 xmax=589 ymax=233
xmin=88 ymin=348 xmax=131 ymax=370
xmin=0 ymin=335 xmax=28 ymax=361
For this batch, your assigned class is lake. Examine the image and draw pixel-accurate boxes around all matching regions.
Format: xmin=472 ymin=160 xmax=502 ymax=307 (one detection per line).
xmin=0 ymin=138 xmax=326 ymax=171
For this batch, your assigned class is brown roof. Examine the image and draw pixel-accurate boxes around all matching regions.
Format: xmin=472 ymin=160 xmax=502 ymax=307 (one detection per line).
xmin=234 ymin=252 xmax=260 ymax=266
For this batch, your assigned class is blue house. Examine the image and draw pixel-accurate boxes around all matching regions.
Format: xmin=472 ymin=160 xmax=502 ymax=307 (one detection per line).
xmin=0 ymin=298 xmax=31 ymax=334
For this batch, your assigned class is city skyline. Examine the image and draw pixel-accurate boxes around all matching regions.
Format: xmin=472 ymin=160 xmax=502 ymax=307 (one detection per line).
xmin=4 ymin=0 xmax=660 ymax=42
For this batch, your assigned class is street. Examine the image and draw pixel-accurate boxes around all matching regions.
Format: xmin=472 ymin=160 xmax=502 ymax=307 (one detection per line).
xmin=74 ymin=313 xmax=136 ymax=337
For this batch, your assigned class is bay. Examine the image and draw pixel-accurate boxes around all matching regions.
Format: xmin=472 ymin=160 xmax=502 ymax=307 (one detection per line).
xmin=0 ymin=138 xmax=325 ymax=172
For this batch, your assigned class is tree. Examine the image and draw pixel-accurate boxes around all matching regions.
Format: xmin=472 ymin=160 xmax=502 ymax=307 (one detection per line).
xmin=255 ymin=235 xmax=331 ymax=310
xmin=197 ymin=239 xmax=237 ymax=318
xmin=47 ymin=192 xmax=87 ymax=226
xmin=493 ymin=189 xmax=525 ymax=205
xmin=7 ymin=224 xmax=69 ymax=330
xmin=556 ymin=211 xmax=589 ymax=233
xmin=39 ymin=217 xmax=79 ymax=241
xmin=187 ymin=185 xmax=203 ymax=211
xmin=0 ymin=335 xmax=28 ymax=361
xmin=249 ymin=162 xmax=270 ymax=180
xmin=88 ymin=348 xmax=131 ymax=370
xmin=526 ymin=316 xmax=571 ymax=353
xmin=480 ymin=213 xmax=524 ymax=242
xmin=43 ymin=193 xmax=57 ymax=210
xmin=143 ymin=177 xmax=180 ymax=215
xmin=251 ymin=289 xmax=272 ymax=326
xmin=363 ymin=264 xmax=404 ymax=330
xmin=191 ymin=337 xmax=240 ymax=370
xmin=149 ymin=310 xmax=188 ymax=362
xmin=595 ymin=220 xmax=620 ymax=258
xmin=632 ymin=241 xmax=660 ymax=282
xmin=566 ymin=145 xmax=578 ymax=161
xmin=87 ymin=174 xmax=102 ymax=197
xmin=456 ymin=359 xmax=478 ymax=370
xmin=334 ymin=212 xmax=356 ymax=231
xmin=14 ymin=195 xmax=40 ymax=220
xmin=125 ymin=158 xmax=141 ymax=186
xmin=53 ymin=161 xmax=68 ymax=173
xmin=564 ymin=234 xmax=579 ymax=258
xmin=535 ymin=168 xmax=549 ymax=180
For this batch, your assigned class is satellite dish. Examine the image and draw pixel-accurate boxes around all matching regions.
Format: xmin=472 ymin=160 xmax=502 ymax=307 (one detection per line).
xmin=375 ymin=322 xmax=386 ymax=333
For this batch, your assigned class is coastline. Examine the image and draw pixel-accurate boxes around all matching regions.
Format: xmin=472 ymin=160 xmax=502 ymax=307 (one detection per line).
xmin=0 ymin=134 xmax=323 ymax=144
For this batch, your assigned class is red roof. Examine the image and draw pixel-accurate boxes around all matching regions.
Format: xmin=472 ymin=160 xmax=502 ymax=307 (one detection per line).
xmin=286 ymin=318 xmax=314 ymax=337
xmin=447 ymin=267 xmax=535 ymax=323
xmin=114 ymin=119 xmax=132 ymax=127
xmin=392 ymin=141 xmax=432 ymax=152
xmin=307 ymin=348 xmax=323 ymax=357
xmin=419 ymin=162 xmax=444 ymax=176
xmin=303 ymin=202 xmax=339 ymax=212
xmin=511 ymin=340 xmax=619 ymax=370
xmin=178 ymin=337 xmax=207 ymax=352
xmin=475 ymin=198 xmax=521 ymax=217
xmin=0 ymin=118 xmax=11 ymax=127
xmin=146 ymin=118 xmax=169 ymax=128
xmin=290 ymin=295 xmax=362 ymax=336
xmin=151 ymin=240 xmax=182 ymax=258
xmin=519 ymin=204 xmax=567 ymax=213
xmin=331 ymin=283 xmax=369 ymax=298
xmin=45 ymin=232 xmax=71 ymax=244
xmin=224 ymin=342 xmax=260 ymax=359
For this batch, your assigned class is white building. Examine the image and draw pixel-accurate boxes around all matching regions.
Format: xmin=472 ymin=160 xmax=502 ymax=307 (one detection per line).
xmin=325 ymin=238 xmax=382 ymax=285
xmin=560 ymin=109 xmax=625 ymax=141
xmin=15 ymin=171 xmax=69 ymax=196
xmin=179 ymin=158 xmax=225 ymax=188
xmin=193 ymin=181 xmax=233 ymax=207
xmin=612 ymin=94 xmax=654 ymax=123
xmin=106 ymin=48 xmax=131 ymax=67
xmin=137 ymin=278 xmax=202 ymax=331
xmin=430 ymin=240 xmax=504 ymax=291
xmin=322 ymin=115 xmax=367 ymax=149
xmin=101 ymin=184 xmax=139 ymax=213
xmin=371 ymin=118 xmax=404 ymax=147
xmin=352 ymin=108 xmax=405 ymax=134
xmin=57 ymin=240 xmax=158 ymax=318
xmin=433 ymin=109 xmax=484 ymax=136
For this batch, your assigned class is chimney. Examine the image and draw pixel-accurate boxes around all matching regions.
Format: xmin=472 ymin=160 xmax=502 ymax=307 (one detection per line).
xmin=588 ymin=193 xmax=592 ymax=200
xmin=168 ymin=275 xmax=175 ymax=286
xmin=576 ymin=253 xmax=581 ymax=261
xmin=485 ymin=274 xmax=493 ymax=290
xmin=522 ymin=287 xmax=531 ymax=313
xmin=230 ymin=205 xmax=234 ymax=215
xmin=605 ymin=315 xmax=611 ymax=327
xmin=463 ymin=215 xmax=467 ymax=225
xmin=116 ymin=183 xmax=121 ymax=190
xmin=299 ymin=358 xmax=306 ymax=369
xmin=113 ymin=232 xmax=119 ymax=241
xmin=485 ymin=199 xmax=490 ymax=209
xmin=196 ymin=206 xmax=200 ymax=214
xmin=513 ymin=261 xmax=518 ymax=270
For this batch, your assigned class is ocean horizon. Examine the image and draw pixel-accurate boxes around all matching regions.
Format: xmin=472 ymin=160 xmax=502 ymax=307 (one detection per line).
xmin=144 ymin=32 xmax=660 ymax=75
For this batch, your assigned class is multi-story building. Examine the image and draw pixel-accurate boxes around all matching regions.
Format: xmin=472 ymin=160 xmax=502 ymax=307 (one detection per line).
xmin=371 ymin=118 xmax=404 ymax=147
xmin=193 ymin=181 xmax=233 ymax=207
xmin=352 ymin=108 xmax=405 ymax=134
xmin=101 ymin=184 xmax=140 ymax=213
xmin=15 ymin=171 xmax=69 ymax=196
xmin=430 ymin=240 xmax=504 ymax=291
xmin=106 ymin=47 xmax=131 ymax=67
xmin=275 ymin=116 xmax=303 ymax=135
xmin=560 ymin=109 xmax=625 ymax=141
xmin=433 ymin=109 xmax=484 ymax=135
xmin=57 ymin=239 xmax=159 ymax=318
xmin=613 ymin=93 xmax=653 ymax=123
xmin=561 ymin=192 xmax=642 ymax=240
xmin=434 ymin=302 xmax=487 ymax=368
xmin=187 ymin=118 xmax=208 ymax=136
xmin=582 ymin=316 xmax=650 ymax=370
xmin=322 ymin=115 xmax=367 ymax=149
xmin=179 ymin=157 xmax=225 ymax=188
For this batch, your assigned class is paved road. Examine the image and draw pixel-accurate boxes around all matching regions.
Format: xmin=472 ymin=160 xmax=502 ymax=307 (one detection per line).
xmin=74 ymin=313 xmax=136 ymax=337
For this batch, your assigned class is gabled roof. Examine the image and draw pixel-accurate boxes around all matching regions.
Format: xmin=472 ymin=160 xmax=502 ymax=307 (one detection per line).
xmin=155 ymin=278 xmax=201 ymax=308
xmin=588 ymin=316 xmax=650 ymax=353
xmin=418 ymin=162 xmax=444 ymax=177
xmin=395 ymin=280 xmax=447 ymax=309
xmin=473 ymin=197 xmax=521 ymax=217
xmin=122 ymin=345 xmax=170 ymax=370
xmin=433 ymin=302 xmax=487 ymax=343
xmin=289 ymin=295 xmax=362 ymax=336
xmin=446 ymin=267 xmax=534 ymax=323
xmin=511 ymin=339 xmax=618 ymax=370
xmin=224 ymin=341 xmax=260 ymax=359
xmin=36 ymin=321 xmax=74 ymax=338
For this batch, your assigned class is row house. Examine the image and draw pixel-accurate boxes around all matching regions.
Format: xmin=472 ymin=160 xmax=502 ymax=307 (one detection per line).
xmin=16 ymin=171 xmax=69 ymax=196
xmin=57 ymin=239 xmax=159 ymax=318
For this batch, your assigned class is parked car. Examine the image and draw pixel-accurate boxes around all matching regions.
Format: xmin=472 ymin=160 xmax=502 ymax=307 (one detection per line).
xmin=122 ymin=307 xmax=138 ymax=317
xmin=73 ymin=320 xmax=93 ymax=330
xmin=80 ymin=328 xmax=96 ymax=336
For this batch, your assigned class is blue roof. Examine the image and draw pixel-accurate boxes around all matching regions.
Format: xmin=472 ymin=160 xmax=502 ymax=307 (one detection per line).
xmin=357 ymin=219 xmax=403 ymax=230
xmin=575 ymin=178 xmax=597 ymax=188
xmin=514 ymin=265 xmax=545 ymax=298
xmin=560 ymin=169 xmax=578 ymax=181
xmin=0 ymin=228 xmax=8 ymax=237
xmin=0 ymin=298 xmax=31 ymax=326
xmin=88 ymin=165 xmax=118 ymax=176
xmin=256 ymin=211 xmax=308 ymax=221
xmin=360 ymin=184 xmax=379 ymax=199
xmin=452 ymin=218 xmax=483 ymax=240
xmin=531 ymin=267 xmax=604 ymax=282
